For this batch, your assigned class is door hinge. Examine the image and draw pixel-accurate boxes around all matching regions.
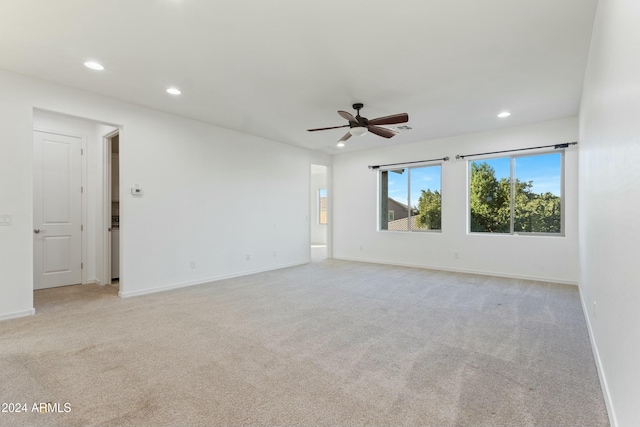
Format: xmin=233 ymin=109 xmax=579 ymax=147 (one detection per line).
xmin=81 ymin=224 xmax=84 ymax=231
xmin=81 ymin=186 xmax=84 ymax=194
xmin=81 ymin=262 xmax=84 ymax=269
xmin=81 ymin=148 xmax=84 ymax=155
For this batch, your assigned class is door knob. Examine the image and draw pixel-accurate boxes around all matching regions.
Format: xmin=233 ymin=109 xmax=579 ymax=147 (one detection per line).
xmin=34 ymin=229 xmax=40 ymax=234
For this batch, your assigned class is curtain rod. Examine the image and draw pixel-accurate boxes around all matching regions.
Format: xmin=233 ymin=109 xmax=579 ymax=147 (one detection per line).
xmin=455 ymin=142 xmax=577 ymax=160
xmin=368 ymin=157 xmax=449 ymax=170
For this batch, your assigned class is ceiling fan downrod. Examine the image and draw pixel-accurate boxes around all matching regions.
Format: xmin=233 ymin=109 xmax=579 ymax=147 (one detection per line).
xmin=352 ymin=103 xmax=364 ymax=118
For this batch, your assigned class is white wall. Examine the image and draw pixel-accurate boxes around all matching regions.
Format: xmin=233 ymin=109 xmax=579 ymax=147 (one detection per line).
xmin=0 ymin=69 xmax=329 ymax=319
xmin=333 ymin=117 xmax=579 ymax=284
xmin=579 ymin=0 xmax=640 ymax=425
xmin=0 ymin=76 xmax=33 ymax=320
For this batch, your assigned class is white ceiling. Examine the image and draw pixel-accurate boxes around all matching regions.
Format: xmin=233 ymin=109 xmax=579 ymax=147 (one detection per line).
xmin=0 ymin=0 xmax=598 ymax=154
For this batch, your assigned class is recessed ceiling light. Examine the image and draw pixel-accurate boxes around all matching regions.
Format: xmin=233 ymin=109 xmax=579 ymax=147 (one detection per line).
xmin=166 ymin=87 xmax=182 ymax=95
xmin=84 ymin=61 xmax=104 ymax=71
xmin=337 ymin=142 xmax=345 ymax=148
xmin=498 ymin=111 xmax=511 ymax=118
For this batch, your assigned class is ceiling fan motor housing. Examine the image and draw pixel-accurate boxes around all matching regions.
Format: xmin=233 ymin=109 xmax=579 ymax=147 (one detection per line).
xmin=351 ymin=103 xmax=367 ymax=127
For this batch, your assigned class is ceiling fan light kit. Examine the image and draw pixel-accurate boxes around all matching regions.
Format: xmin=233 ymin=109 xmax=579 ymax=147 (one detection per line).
xmin=349 ymin=127 xmax=368 ymax=137
xmin=308 ymin=103 xmax=409 ymax=146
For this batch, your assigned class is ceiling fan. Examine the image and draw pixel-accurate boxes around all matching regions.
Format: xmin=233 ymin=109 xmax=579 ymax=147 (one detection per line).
xmin=307 ymin=103 xmax=409 ymax=145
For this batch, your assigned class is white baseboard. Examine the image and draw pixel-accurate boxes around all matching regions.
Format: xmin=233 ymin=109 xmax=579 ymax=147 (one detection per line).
xmin=332 ymin=256 xmax=579 ymax=286
xmin=0 ymin=308 xmax=35 ymax=322
xmin=119 ymin=260 xmax=309 ymax=298
xmin=578 ymin=286 xmax=617 ymax=427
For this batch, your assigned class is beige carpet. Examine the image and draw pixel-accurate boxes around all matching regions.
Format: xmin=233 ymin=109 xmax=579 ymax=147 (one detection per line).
xmin=0 ymin=260 xmax=609 ymax=426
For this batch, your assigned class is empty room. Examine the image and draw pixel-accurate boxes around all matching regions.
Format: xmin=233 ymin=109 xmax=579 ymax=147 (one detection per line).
xmin=0 ymin=1 xmax=638 ymax=426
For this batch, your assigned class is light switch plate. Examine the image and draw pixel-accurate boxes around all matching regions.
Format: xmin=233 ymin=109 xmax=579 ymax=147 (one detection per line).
xmin=0 ymin=214 xmax=12 ymax=226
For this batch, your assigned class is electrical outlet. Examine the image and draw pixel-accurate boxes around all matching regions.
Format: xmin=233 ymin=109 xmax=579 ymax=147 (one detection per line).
xmin=454 ymin=252 xmax=459 ymax=259
xmin=273 ymin=251 xmax=277 ymax=258
xmin=190 ymin=261 xmax=196 ymax=269
xmin=359 ymin=245 xmax=364 ymax=251
xmin=245 ymin=254 xmax=250 ymax=261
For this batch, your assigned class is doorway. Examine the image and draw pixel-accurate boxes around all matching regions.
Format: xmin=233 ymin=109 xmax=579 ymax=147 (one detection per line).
xmin=32 ymin=109 xmax=119 ymax=292
xmin=310 ymin=164 xmax=328 ymax=262
xmin=105 ymin=131 xmax=120 ymax=287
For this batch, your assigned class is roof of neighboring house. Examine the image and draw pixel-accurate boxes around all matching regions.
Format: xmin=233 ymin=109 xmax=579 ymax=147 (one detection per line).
xmin=388 ymin=198 xmax=419 ymax=215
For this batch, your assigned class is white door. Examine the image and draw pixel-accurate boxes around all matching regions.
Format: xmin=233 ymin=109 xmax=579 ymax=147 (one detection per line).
xmin=33 ymin=131 xmax=82 ymax=290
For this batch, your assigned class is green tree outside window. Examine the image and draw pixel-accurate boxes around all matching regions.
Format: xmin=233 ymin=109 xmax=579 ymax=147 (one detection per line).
xmin=470 ymin=153 xmax=562 ymax=234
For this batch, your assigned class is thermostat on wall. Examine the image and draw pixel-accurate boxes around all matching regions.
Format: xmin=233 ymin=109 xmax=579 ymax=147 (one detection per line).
xmin=131 ymin=186 xmax=143 ymax=196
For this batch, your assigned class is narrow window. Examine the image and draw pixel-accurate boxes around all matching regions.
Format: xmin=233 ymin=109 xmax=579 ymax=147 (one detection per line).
xmin=318 ymin=188 xmax=327 ymax=225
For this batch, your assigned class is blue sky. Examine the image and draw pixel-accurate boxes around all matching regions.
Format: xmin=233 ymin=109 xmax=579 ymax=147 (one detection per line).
xmin=473 ymin=153 xmax=561 ymax=196
xmin=385 ymin=153 xmax=561 ymax=207
xmin=386 ymin=165 xmax=441 ymax=207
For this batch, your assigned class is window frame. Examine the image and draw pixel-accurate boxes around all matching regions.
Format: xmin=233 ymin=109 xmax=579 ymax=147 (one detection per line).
xmin=467 ymin=151 xmax=565 ymax=236
xmin=378 ymin=163 xmax=443 ymax=233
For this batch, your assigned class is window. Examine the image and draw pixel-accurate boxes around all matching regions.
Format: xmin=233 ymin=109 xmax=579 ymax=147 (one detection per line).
xmin=318 ymin=188 xmax=327 ymax=225
xmin=469 ymin=152 xmax=563 ymax=234
xmin=380 ymin=165 xmax=442 ymax=232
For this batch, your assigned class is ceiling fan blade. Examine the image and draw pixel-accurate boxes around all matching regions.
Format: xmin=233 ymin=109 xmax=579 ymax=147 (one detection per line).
xmin=368 ymin=113 xmax=409 ymax=126
xmin=338 ymin=110 xmax=358 ymax=123
xmin=338 ymin=132 xmax=352 ymax=142
xmin=368 ymin=125 xmax=398 ymax=139
xmin=307 ymin=124 xmax=350 ymax=132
